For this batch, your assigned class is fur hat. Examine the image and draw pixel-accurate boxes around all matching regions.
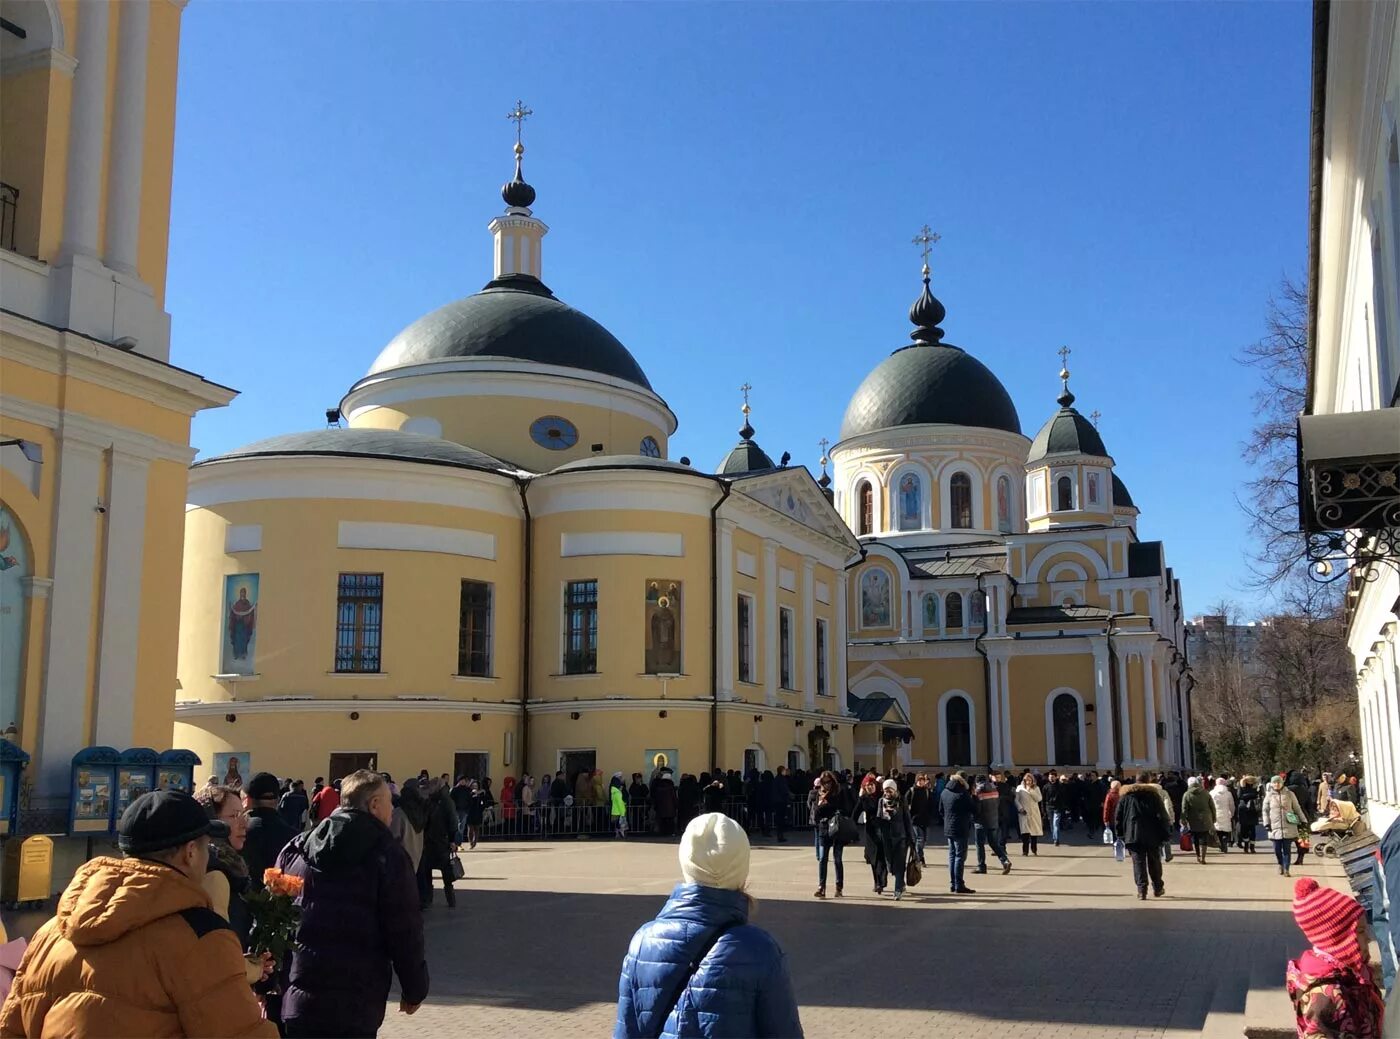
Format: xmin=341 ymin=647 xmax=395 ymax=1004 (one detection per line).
xmin=679 ymin=812 xmax=750 ymax=891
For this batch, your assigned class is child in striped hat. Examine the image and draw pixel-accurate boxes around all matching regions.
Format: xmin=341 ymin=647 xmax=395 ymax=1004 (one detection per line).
xmin=1286 ymin=876 xmax=1385 ymax=1036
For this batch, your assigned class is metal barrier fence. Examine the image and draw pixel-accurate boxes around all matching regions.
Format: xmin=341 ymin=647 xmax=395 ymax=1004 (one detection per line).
xmin=467 ymin=798 xmax=816 ymax=841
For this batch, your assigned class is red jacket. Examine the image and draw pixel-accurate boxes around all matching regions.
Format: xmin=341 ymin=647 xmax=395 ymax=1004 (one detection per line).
xmin=311 ymin=786 xmax=340 ymax=822
xmin=1103 ymin=787 xmax=1121 ymax=827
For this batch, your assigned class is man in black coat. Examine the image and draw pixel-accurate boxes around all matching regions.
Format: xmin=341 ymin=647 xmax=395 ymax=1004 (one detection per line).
xmin=939 ymin=773 xmax=977 ymax=894
xmin=1114 ymin=774 xmax=1173 ymax=900
xmin=242 ymin=772 xmax=298 ymax=890
xmin=973 ymin=772 xmax=1012 ymax=875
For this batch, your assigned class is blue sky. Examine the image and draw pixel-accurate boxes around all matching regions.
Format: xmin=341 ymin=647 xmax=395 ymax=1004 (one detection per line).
xmin=168 ymin=2 xmax=1312 ymax=619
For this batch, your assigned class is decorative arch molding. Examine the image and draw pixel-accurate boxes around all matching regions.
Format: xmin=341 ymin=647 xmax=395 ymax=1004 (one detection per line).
xmin=744 ymin=742 xmax=766 ymax=772
xmin=888 ymin=459 xmax=934 ymax=532
xmin=1044 ymin=687 xmax=1088 ymax=766
xmin=939 ymin=461 xmax=985 ymax=530
xmin=936 ymin=688 xmax=978 ymax=767
xmin=849 ymin=469 xmax=884 ymax=535
xmin=1024 ymin=542 xmax=1109 ymax=584
xmin=1045 ymin=561 xmax=1090 ymax=583
xmin=0 ymin=0 xmax=66 ymax=55
xmin=787 ymin=744 xmax=806 ymax=770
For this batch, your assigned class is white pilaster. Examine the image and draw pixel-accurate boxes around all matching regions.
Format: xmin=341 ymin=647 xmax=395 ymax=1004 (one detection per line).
xmin=1116 ymin=651 xmax=1133 ymax=765
xmin=999 ymin=658 xmax=1014 ymax=766
xmin=762 ymin=540 xmax=778 ymax=706
xmin=717 ymin=520 xmax=735 ymax=700
xmin=1143 ymin=651 xmax=1159 ymax=767
xmin=59 ymin=0 xmax=110 ymax=260
xmin=835 ymin=573 xmax=849 ymax=702
xmin=801 ymin=558 xmax=816 ymax=709
xmin=1092 ymin=641 xmax=1115 ymax=769
xmin=93 ymin=450 xmax=150 ymax=748
xmin=987 ymin=654 xmax=1002 ymax=763
xmin=103 ymin=0 xmax=150 ymax=276
xmin=37 ymin=438 xmax=104 ymax=800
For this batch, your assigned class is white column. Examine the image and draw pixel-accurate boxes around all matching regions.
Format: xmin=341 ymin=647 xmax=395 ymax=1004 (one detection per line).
xmin=987 ymin=653 xmax=1002 ymax=763
xmin=1092 ymin=641 xmax=1115 ymax=769
xmin=93 ymin=450 xmax=150 ymax=747
xmin=1379 ymin=626 xmax=1399 ymax=804
xmin=801 ymin=559 xmax=816 ymax=709
xmin=60 ymin=0 xmax=111 ymax=259
xmin=103 ymin=0 xmax=151 ymax=276
xmin=37 ymin=438 xmax=105 ymax=800
xmin=835 ymin=573 xmax=848 ymax=703
xmin=762 ymin=540 xmax=778 ymax=706
xmin=1117 ymin=651 xmax=1133 ymax=765
xmin=999 ymin=658 xmax=1014 ymax=766
xmin=1143 ymin=650 xmax=1159 ymax=767
xmin=716 ymin=520 xmax=735 ymax=700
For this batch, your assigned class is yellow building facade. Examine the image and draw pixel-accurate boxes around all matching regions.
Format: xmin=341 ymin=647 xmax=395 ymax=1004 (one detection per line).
xmin=174 ymin=149 xmax=860 ymax=785
xmin=1 ymin=0 xmax=234 ymax=826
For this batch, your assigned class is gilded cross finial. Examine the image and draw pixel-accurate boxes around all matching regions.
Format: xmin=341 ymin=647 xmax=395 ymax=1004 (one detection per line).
xmin=1090 ymin=409 xmax=1102 ymax=429
xmin=739 ymin=382 xmax=752 ymax=416
xmin=912 ymin=224 xmax=941 ymax=277
xmin=1057 ymin=345 xmax=1072 ymax=373
xmin=507 ymin=100 xmax=533 ymax=146
xmin=818 ymin=437 xmax=830 ymax=469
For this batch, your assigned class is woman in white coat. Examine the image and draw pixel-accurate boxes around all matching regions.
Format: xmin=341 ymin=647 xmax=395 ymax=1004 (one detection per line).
xmin=1209 ymin=778 xmax=1236 ymax=853
xmin=1015 ymin=774 xmax=1044 ymax=857
xmin=1262 ymin=774 xmax=1303 ymax=877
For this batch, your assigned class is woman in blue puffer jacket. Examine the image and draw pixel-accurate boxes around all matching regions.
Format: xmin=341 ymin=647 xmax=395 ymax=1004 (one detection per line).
xmin=614 ymin=812 xmax=803 ymax=1039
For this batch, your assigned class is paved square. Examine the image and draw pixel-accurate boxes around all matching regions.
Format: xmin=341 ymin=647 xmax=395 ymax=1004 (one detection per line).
xmin=380 ymin=831 xmax=1313 ymax=1038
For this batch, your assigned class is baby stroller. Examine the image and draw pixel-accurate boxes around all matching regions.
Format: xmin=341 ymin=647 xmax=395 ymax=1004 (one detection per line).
xmin=1310 ymin=800 xmax=1365 ymax=858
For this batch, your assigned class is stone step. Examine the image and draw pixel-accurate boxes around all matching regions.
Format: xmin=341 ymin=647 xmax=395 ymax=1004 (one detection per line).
xmin=1243 ymin=945 xmax=1294 ymax=1039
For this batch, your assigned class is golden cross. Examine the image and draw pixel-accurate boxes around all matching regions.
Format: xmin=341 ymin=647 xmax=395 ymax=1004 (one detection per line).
xmin=1057 ymin=345 xmax=1072 ymax=369
xmin=507 ymin=100 xmax=533 ymax=145
xmin=818 ymin=437 xmax=830 ymax=465
xmin=912 ymin=225 xmax=941 ymax=268
xmin=1090 ymin=409 xmax=1102 ymax=429
xmin=739 ymin=382 xmax=752 ymax=416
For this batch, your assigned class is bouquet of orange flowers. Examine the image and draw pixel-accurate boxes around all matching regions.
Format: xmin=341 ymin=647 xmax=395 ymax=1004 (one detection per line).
xmin=246 ymin=868 xmax=304 ymax=968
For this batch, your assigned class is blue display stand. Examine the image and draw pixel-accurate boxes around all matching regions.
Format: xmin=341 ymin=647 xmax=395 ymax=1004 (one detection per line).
xmin=156 ymin=750 xmax=202 ymax=793
xmin=115 ymin=748 xmax=160 ymax=820
xmin=0 ymin=740 xmax=29 ymax=837
xmin=69 ymin=747 xmax=121 ymax=835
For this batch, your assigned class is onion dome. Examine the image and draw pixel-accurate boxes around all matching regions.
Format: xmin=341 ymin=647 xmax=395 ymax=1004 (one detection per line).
xmin=1112 ymin=473 xmax=1135 ymax=508
xmin=1026 ymin=363 xmax=1110 ymax=463
xmin=502 ymin=141 xmax=536 ymax=209
xmin=840 ymin=266 xmax=1021 ymax=439
xmin=717 ymin=394 xmax=775 ymax=475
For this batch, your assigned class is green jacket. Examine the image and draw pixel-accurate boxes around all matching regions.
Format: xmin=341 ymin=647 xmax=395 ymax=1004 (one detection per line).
xmin=610 ymin=786 xmax=626 ymax=817
xmin=1182 ymin=786 xmax=1216 ymax=832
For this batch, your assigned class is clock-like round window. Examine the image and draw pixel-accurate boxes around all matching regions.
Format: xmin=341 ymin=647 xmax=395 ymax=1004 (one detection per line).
xmin=639 ymin=436 xmax=661 ymax=458
xmin=530 ymin=415 xmax=578 ymax=450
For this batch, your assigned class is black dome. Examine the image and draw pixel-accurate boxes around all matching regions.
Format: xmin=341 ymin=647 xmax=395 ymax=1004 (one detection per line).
xmin=717 ymin=421 xmax=775 ymax=475
xmin=200 ymin=428 xmax=514 ymax=473
xmin=368 ymin=274 xmax=652 ymax=390
xmin=1027 ymin=407 xmax=1109 ymax=463
xmin=1112 ymin=473 xmax=1135 ymax=508
xmin=840 ymin=344 xmax=1022 ymax=440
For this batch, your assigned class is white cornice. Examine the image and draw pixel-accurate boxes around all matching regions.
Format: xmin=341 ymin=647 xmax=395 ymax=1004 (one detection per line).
xmin=832 ymin=425 xmax=1031 ymax=459
xmin=0 ymin=48 xmax=78 ymax=77
xmin=0 ymin=393 xmax=196 ymax=463
xmin=527 ymin=467 xmax=719 ymax=518
xmin=176 ymin=697 xmax=522 ymax=717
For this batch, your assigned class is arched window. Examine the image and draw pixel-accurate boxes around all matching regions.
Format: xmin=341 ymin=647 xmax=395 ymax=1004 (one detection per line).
xmin=1055 ymin=475 xmax=1074 ymax=512
xmin=945 ymin=696 xmax=972 ymax=766
xmin=969 ymin=590 xmax=986 ymax=628
xmin=922 ymin=593 xmax=939 ymax=629
xmin=896 ymin=472 xmax=921 ymax=531
xmin=950 ymin=472 xmax=973 ymax=529
xmin=946 ymin=591 xmax=963 ymax=629
xmin=996 ymin=475 xmax=1012 ymax=533
xmin=1052 ymin=692 xmax=1082 ymax=766
xmin=857 ymin=481 xmax=873 ymax=536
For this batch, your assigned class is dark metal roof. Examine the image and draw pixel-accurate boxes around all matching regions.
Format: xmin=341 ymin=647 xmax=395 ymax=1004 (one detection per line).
xmin=200 ymin=428 xmax=514 ymax=474
xmin=1007 ymin=604 xmax=1112 ymax=625
xmin=1027 ymin=406 xmax=1109 ymax=462
xmin=840 ymin=344 xmax=1022 ymax=439
xmin=1128 ymin=541 xmax=1164 ymax=577
xmin=552 ymin=454 xmax=703 ymax=477
xmin=367 ymin=274 xmax=652 ymax=390
xmin=717 ymin=437 xmax=776 ymax=475
xmin=1112 ymin=473 xmax=1135 ymax=508
xmin=847 ymin=692 xmax=898 ymax=722
xmin=906 ymin=554 xmax=1008 ymax=579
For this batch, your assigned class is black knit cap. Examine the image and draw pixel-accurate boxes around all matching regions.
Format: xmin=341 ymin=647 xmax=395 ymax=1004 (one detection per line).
xmin=118 ymin=790 xmax=229 ymax=855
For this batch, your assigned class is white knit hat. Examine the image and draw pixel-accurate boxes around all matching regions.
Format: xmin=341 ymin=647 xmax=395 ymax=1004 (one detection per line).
xmin=678 ymin=812 xmax=751 ymax=891
xmin=882 ymin=779 xmax=899 ymax=792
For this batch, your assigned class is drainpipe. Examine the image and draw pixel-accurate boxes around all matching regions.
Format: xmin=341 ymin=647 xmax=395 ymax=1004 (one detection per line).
xmin=709 ymin=482 xmax=732 ymax=772
xmin=974 ymin=572 xmax=993 ymax=766
xmin=516 ymin=477 xmax=533 ymax=776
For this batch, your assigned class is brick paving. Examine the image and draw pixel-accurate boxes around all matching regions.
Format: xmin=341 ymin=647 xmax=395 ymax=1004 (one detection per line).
xmin=379 ymin=829 xmax=1314 ymax=1038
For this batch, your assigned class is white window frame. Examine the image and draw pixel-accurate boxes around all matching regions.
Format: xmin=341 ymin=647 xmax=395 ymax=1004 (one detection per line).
xmin=815 ymin=617 xmax=830 ymax=695
xmin=737 ymin=591 xmax=757 ymax=684
xmin=778 ymin=606 xmax=796 ymax=690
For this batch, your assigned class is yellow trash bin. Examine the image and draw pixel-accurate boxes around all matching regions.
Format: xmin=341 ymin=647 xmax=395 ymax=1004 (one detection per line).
xmin=2 ymin=835 xmax=53 ymax=907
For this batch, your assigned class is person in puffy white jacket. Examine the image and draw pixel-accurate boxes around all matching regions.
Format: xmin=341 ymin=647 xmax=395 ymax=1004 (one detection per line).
xmin=1209 ymin=778 xmax=1236 ymax=853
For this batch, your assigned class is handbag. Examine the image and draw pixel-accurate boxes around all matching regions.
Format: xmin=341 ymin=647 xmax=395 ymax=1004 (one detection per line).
xmin=905 ymin=846 xmax=922 ymax=888
xmin=827 ymin=812 xmax=859 ymax=846
xmin=1179 ymin=829 xmax=1193 ymax=852
xmin=450 ymin=855 xmax=465 ymax=881
xmin=647 ymin=922 xmax=738 ymax=1039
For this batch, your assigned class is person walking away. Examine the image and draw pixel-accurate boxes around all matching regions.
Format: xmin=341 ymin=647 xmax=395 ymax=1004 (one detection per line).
xmin=998 ymin=771 xmax=1019 ymax=849
xmin=851 ymin=775 xmax=886 ymax=894
xmin=1050 ymin=774 xmax=1073 ymax=846
xmin=395 ymin=780 xmax=428 ymax=900
xmin=1336 ymin=774 xmax=1360 ymax=806
xmin=974 ymin=772 xmax=1012 ymax=876
xmin=276 ymin=770 xmax=428 ymax=1039
xmin=1016 ymin=774 xmax=1044 ymax=856
xmin=610 ymin=773 xmax=628 ymax=839
xmin=310 ymin=779 xmax=340 ymax=824
xmin=906 ymin=773 xmax=934 ymax=867
xmin=1285 ymin=877 xmax=1385 ymax=1037
xmin=1264 ymin=774 xmax=1305 ymax=877
xmin=770 ymin=766 xmax=792 ymax=844
xmin=279 ymin=780 xmax=310 ymax=832
xmin=450 ymin=777 xmax=473 ymax=844
xmin=421 ymin=779 xmax=459 ymax=907
xmin=874 ymin=779 xmax=915 ymax=900
xmin=1102 ymin=779 xmax=1123 ymax=842
xmin=1317 ymin=772 xmax=1335 ymax=818
xmin=1115 ymin=775 xmax=1172 ymax=899
xmin=1181 ymin=777 xmax=1216 ymax=864
xmin=651 ymin=769 xmax=679 ymax=838
xmin=1210 ymin=777 xmax=1237 ymax=853
xmin=628 ymin=772 xmax=649 ymax=835
xmin=940 ymin=773 xmax=976 ymax=894
xmin=811 ymin=771 xmax=848 ymax=899
xmin=614 ymin=813 xmax=803 ymax=1038
xmin=0 ymin=790 xmax=277 ymax=1037
xmin=1236 ymin=776 xmax=1262 ymax=853
xmin=243 ymin=772 xmax=299 ymax=893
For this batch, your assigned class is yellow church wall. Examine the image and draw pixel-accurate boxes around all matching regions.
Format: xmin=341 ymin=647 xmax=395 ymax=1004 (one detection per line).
xmin=527 ymin=709 xmax=710 ymax=781
xmin=0 ymin=355 xmax=62 ymax=407
xmin=178 ymin=495 xmax=523 ymax=704
xmin=731 ymin=528 xmax=766 ymax=690
xmin=530 ymin=508 xmax=711 ymax=702
xmin=716 ymin=710 xmax=851 ymax=776
xmin=175 ymin=709 xmax=519 ymax=787
xmin=350 ymin=396 xmax=668 ymax=476
xmin=1127 ymin=655 xmax=1146 ymax=761
xmin=132 ymin=459 xmax=192 ymax=747
xmin=1007 ymin=653 xmax=1095 ymax=766
xmin=0 ymin=67 xmax=62 ymax=262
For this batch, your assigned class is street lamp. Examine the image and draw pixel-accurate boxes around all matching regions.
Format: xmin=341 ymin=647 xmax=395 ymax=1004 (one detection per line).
xmin=0 ymin=439 xmax=42 ymax=464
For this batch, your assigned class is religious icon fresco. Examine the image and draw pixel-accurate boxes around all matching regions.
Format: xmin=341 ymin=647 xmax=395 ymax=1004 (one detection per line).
xmin=645 ymin=579 xmax=681 ymax=674
xmin=860 ymin=568 xmax=891 ymax=627
xmin=898 ymin=473 xmax=921 ymax=530
xmin=220 ymin=573 xmax=259 ymax=675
